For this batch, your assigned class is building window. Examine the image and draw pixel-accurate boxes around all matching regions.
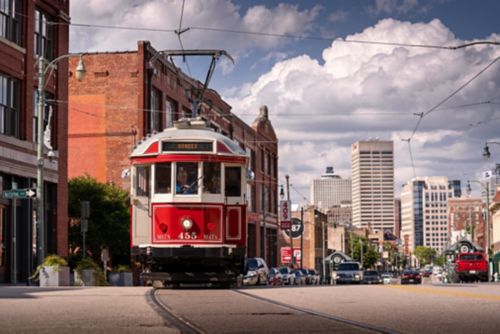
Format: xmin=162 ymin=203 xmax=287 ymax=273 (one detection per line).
xmin=165 ymin=98 xmax=177 ymax=128
xmin=0 ymin=0 xmax=22 ymax=45
xmin=0 ymin=74 xmax=20 ymax=138
xmin=147 ymin=88 xmax=161 ymax=133
xmin=34 ymin=9 xmax=54 ymax=60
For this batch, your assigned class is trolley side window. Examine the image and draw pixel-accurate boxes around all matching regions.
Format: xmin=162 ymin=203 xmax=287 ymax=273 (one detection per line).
xmin=225 ymin=166 xmax=241 ymax=197
xmin=135 ymin=165 xmax=150 ymax=197
xmin=155 ymin=163 xmax=172 ymax=194
xmin=203 ymin=162 xmax=221 ymax=194
xmin=176 ymin=162 xmax=199 ymax=195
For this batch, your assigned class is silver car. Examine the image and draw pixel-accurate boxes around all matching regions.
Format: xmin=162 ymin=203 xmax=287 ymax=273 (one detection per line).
xmin=243 ymin=257 xmax=269 ymax=285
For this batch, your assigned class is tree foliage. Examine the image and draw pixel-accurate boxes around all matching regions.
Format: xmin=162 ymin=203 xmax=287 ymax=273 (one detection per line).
xmin=349 ymin=234 xmax=379 ymax=269
xmin=414 ymin=246 xmax=436 ymax=266
xmin=68 ymin=176 xmax=130 ymax=265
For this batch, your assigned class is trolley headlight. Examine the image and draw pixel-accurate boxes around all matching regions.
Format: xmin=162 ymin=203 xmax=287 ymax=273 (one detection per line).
xmin=181 ymin=218 xmax=193 ymax=230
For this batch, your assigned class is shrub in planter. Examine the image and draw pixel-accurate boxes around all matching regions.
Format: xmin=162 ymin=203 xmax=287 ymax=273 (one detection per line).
xmin=32 ymin=254 xmax=70 ymax=287
xmin=108 ymin=265 xmax=133 ymax=286
xmin=74 ymin=257 xmax=108 ymax=286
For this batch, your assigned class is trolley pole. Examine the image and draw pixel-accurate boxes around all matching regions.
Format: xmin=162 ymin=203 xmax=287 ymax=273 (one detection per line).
xmin=286 ymin=175 xmax=293 ymax=268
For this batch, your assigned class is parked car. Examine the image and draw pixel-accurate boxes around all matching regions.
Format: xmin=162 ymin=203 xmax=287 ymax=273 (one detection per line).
xmin=332 ymin=261 xmax=363 ymax=284
xmin=268 ymin=268 xmax=284 ymax=286
xmin=243 ymin=257 xmax=269 ymax=285
xmin=362 ymin=270 xmax=382 ymax=284
xmin=381 ymin=272 xmax=393 ymax=284
xmin=292 ymin=269 xmax=307 ymax=285
xmin=400 ymin=269 xmax=422 ymax=284
xmin=278 ymin=266 xmax=296 ymax=285
xmin=307 ymin=269 xmax=321 ymax=285
xmin=298 ymin=269 xmax=313 ymax=284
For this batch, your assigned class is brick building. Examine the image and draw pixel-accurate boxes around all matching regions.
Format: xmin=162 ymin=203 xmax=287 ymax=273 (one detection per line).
xmin=448 ymin=197 xmax=486 ymax=251
xmin=68 ymin=41 xmax=279 ymax=266
xmin=0 ymin=0 xmax=70 ymax=283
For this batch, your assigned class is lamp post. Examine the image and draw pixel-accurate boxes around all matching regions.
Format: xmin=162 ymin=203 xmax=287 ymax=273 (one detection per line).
xmin=285 ymin=175 xmax=293 ymax=267
xmin=36 ymin=54 xmax=86 ymax=265
xmin=467 ymin=180 xmax=491 ymax=281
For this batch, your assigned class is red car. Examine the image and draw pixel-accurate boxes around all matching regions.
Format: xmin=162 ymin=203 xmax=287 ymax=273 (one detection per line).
xmin=401 ymin=270 xmax=422 ymax=284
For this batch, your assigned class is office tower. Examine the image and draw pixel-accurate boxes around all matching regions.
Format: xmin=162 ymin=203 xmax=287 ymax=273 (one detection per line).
xmin=310 ymin=166 xmax=351 ymax=211
xmin=351 ymin=140 xmax=395 ymax=232
xmin=401 ymin=177 xmax=462 ymax=254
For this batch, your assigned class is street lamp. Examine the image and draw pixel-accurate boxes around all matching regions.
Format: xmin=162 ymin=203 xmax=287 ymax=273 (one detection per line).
xmin=466 ymin=180 xmax=491 ymax=281
xmin=483 ymin=141 xmax=500 ymax=161
xmin=36 ymin=54 xmax=86 ymax=265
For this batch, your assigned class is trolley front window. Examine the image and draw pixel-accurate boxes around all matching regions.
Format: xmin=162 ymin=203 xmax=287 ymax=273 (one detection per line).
xmin=176 ymin=162 xmax=199 ymax=195
xmin=225 ymin=166 xmax=241 ymax=197
xmin=155 ymin=163 xmax=172 ymax=194
xmin=135 ymin=165 xmax=150 ymax=197
xmin=203 ymin=162 xmax=221 ymax=194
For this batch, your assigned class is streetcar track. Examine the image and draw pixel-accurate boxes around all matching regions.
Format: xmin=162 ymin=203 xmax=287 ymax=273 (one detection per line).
xmin=233 ymin=289 xmax=399 ymax=334
xmin=146 ymin=288 xmax=205 ymax=334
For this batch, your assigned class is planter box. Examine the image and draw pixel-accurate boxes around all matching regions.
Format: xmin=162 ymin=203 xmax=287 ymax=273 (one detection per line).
xmin=39 ymin=266 xmax=70 ymax=287
xmin=74 ymin=269 xmax=96 ymax=286
xmin=108 ymin=272 xmax=133 ymax=286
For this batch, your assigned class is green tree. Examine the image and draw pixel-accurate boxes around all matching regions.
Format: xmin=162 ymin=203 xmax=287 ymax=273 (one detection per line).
xmin=348 ymin=234 xmax=379 ymax=268
xmin=433 ymin=253 xmax=445 ymax=267
xmin=68 ymin=176 xmax=130 ymax=266
xmin=414 ymin=246 xmax=436 ymax=266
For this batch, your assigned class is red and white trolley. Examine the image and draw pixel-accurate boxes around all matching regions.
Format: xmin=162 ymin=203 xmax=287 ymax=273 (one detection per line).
xmin=130 ymin=119 xmax=248 ymax=287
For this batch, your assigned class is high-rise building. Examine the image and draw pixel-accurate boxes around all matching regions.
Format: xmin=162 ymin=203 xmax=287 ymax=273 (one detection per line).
xmin=310 ymin=166 xmax=351 ymax=211
xmin=351 ymin=140 xmax=395 ymax=232
xmin=401 ymin=177 xmax=461 ymax=254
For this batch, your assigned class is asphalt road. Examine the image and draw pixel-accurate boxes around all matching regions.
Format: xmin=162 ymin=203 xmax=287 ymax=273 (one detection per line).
xmin=1 ymin=280 xmax=500 ymax=334
xmin=155 ymin=280 xmax=500 ymax=334
xmin=0 ymin=286 xmax=177 ymax=333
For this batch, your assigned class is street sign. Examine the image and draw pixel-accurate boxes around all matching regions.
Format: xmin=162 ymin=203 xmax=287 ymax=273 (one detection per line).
xmin=280 ymin=247 xmax=301 ymax=264
xmin=284 ymin=218 xmax=304 ymax=238
xmin=279 ymin=200 xmax=291 ymax=229
xmin=2 ymin=188 xmax=36 ymax=199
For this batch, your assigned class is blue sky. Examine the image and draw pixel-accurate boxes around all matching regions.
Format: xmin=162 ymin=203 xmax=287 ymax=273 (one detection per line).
xmin=70 ymin=0 xmax=500 ymax=204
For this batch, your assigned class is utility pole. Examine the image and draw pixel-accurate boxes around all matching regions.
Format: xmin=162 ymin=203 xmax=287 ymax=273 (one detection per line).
xmin=300 ymin=206 xmax=304 ymax=269
xmin=286 ymin=175 xmax=293 ymax=268
xmin=262 ymin=186 xmax=266 ymax=264
xmin=485 ymin=182 xmax=491 ymax=282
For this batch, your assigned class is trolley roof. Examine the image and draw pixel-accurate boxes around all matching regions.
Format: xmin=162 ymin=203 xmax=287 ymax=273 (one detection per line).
xmin=130 ymin=120 xmax=247 ymax=158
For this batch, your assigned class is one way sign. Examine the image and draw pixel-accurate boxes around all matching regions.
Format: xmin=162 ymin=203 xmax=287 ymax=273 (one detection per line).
xmin=2 ymin=188 xmax=36 ymax=199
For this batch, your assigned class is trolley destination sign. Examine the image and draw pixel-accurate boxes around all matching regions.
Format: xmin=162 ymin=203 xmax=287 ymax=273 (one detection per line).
xmin=2 ymin=188 xmax=36 ymax=199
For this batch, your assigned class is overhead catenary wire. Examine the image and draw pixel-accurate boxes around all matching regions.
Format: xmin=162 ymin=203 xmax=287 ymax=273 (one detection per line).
xmin=46 ymin=18 xmax=500 ymax=52
xmin=401 ymin=56 xmax=500 ymax=176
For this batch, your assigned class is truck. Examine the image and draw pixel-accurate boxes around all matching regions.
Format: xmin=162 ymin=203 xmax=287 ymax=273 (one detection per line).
xmin=453 ymin=252 xmax=488 ymax=282
xmin=332 ymin=261 xmax=363 ymax=284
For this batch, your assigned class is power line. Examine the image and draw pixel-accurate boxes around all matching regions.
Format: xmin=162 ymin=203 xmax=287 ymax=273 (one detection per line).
xmin=52 ymin=19 xmax=500 ymax=51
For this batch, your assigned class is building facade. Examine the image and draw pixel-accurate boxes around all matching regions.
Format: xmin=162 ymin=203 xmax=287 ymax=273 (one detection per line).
xmin=68 ymin=41 xmax=279 ymax=266
xmin=351 ymin=140 xmax=395 ymax=232
xmin=0 ymin=0 xmax=69 ymax=283
xmin=401 ymin=177 xmax=461 ymax=255
xmin=448 ymin=197 xmax=486 ymax=250
xmin=310 ymin=166 xmax=351 ymax=211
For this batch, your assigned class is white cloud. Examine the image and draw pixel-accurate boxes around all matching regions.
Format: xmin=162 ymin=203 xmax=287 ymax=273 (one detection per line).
xmin=227 ymin=18 xmax=500 ymax=201
xmin=69 ymin=0 xmax=321 ymax=53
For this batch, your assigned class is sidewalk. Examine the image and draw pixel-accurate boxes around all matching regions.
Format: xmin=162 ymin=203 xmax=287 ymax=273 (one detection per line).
xmin=0 ymin=286 xmax=178 ymax=333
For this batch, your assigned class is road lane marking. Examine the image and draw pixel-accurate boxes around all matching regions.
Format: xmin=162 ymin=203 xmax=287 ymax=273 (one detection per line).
xmin=385 ymin=285 xmax=500 ymax=301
